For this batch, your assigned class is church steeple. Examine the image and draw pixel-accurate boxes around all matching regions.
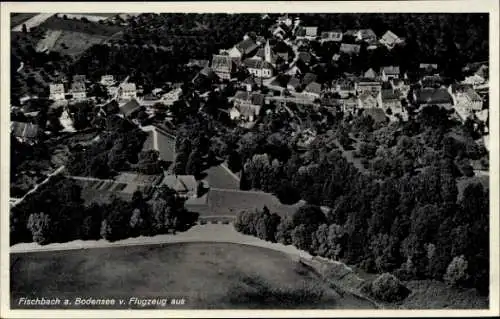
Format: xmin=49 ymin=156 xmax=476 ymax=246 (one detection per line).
xmin=264 ymin=40 xmax=272 ymax=64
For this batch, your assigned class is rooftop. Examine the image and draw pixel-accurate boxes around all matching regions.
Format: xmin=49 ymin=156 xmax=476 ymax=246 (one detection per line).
xmin=415 ymin=88 xmax=453 ymax=105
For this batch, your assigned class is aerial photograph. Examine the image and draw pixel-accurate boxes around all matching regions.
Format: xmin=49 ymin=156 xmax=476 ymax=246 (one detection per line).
xmin=7 ymin=8 xmax=491 ymax=312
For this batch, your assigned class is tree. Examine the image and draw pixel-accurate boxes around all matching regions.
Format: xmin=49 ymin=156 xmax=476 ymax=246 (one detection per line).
xmin=22 ymin=23 xmax=28 ymax=33
xmin=291 ymin=224 xmax=312 ymax=251
xmin=369 ymin=273 xmax=410 ymax=302
xmin=137 ymin=150 xmax=161 ymax=174
xmin=186 ymin=150 xmax=202 ymax=176
xmin=292 ymin=204 xmax=327 ymax=230
xmin=27 ymin=212 xmax=52 ymax=245
xmin=276 ymin=216 xmax=294 ymax=245
xmin=444 ymin=255 xmax=469 ymax=286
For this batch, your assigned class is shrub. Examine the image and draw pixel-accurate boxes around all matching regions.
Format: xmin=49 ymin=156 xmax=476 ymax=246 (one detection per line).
xmin=199 ymin=220 xmax=207 ymax=225
xmin=444 ymin=255 xmax=469 ymax=286
xmin=369 ymin=273 xmax=411 ymax=302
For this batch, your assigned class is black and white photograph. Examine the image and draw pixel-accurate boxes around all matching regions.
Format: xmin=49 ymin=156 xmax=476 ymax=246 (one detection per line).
xmin=1 ymin=1 xmax=499 ymax=317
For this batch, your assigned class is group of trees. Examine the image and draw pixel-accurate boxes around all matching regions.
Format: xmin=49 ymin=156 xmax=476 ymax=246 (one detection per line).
xmin=11 ymin=176 xmax=196 ymax=245
xmin=66 ymin=115 xmax=148 ymax=178
xmin=230 ymin=104 xmax=489 ymax=295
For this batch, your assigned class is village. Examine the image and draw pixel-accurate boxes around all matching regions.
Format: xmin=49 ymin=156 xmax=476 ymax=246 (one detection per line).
xmin=8 ymin=11 xmax=492 ymax=311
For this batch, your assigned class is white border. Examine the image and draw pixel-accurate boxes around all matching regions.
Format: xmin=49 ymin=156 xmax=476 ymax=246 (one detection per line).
xmin=1 ymin=1 xmax=499 ymax=318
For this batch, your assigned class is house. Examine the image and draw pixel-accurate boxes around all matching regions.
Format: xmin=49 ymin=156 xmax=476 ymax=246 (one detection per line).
xmin=100 ymin=75 xmax=115 ymax=86
xmin=49 ymin=83 xmax=65 ymax=101
xmin=462 ymin=73 xmax=486 ymax=88
xmin=11 ymin=121 xmax=41 ymax=144
xmin=332 ymin=79 xmax=356 ymax=98
xmin=355 ymin=78 xmax=382 ymax=95
xmin=243 ymin=76 xmax=257 ymax=92
xmin=355 ymin=29 xmax=377 ymax=44
xmin=161 ymin=174 xmax=198 ymax=198
xmin=297 ymin=26 xmax=318 ymax=38
xmin=380 ymin=66 xmax=400 ymax=81
xmin=243 ymin=59 xmax=274 ymax=78
xmin=381 ymin=88 xmax=402 ymax=111
xmin=161 ymin=88 xmax=183 ymax=106
xmin=419 ymin=63 xmax=438 ymax=75
xmin=339 ymin=97 xmax=358 ymax=113
xmin=187 ymin=59 xmax=210 ymax=69
xmin=357 ymin=91 xmax=381 ymax=109
xmin=451 ymin=85 xmax=483 ymax=112
xmin=119 ymin=98 xmax=142 ymax=118
xmin=379 ymin=30 xmax=404 ymax=49
xmin=192 ymin=66 xmax=219 ymax=89
xmin=303 ymin=81 xmax=322 ymax=99
xmin=73 ymin=74 xmax=86 ymax=83
xmin=413 ymin=88 xmax=454 ymax=108
xmin=320 ymin=30 xmax=343 ymax=43
xmin=71 ymin=81 xmax=86 ymax=100
xmin=228 ymin=38 xmax=259 ymax=59
xmin=120 ymin=83 xmax=137 ymax=100
xmin=230 ymin=91 xmax=264 ymax=124
xmin=364 ymin=68 xmax=378 ymax=79
xmin=339 ymin=43 xmax=361 ymax=56
xmin=211 ymin=54 xmax=234 ymax=80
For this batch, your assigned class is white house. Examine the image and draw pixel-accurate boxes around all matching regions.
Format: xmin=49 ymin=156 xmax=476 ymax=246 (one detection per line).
xmin=49 ymin=83 xmax=65 ymax=101
xmin=100 ymin=75 xmax=115 ymax=86
xmin=71 ymin=81 xmax=87 ymax=100
xmin=243 ymin=59 xmax=274 ymax=78
xmin=120 ymin=83 xmax=137 ymax=100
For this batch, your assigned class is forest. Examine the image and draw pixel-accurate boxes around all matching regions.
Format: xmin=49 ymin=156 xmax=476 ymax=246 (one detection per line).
xmin=229 ymin=103 xmax=489 ymax=296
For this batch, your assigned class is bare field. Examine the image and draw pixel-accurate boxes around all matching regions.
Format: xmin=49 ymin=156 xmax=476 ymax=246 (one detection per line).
xmin=51 ymin=31 xmax=108 ymax=57
xmin=10 ymin=242 xmax=375 ymax=309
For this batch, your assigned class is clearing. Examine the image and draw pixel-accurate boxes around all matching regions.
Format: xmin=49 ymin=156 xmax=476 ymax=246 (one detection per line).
xmin=36 ymin=30 xmax=108 ymax=57
xmin=10 ymin=242 xmax=375 ymax=309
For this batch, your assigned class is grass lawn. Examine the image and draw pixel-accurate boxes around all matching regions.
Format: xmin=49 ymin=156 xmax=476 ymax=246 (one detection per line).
xmin=50 ymin=30 xmax=108 ymax=57
xmin=10 ymin=242 xmax=375 ymax=309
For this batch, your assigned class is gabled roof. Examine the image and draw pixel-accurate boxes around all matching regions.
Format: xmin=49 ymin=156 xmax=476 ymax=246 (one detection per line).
xmin=73 ymin=74 xmax=86 ymax=82
xmin=381 ymin=88 xmax=400 ymax=101
xmin=243 ymin=58 xmax=273 ymax=70
xmin=11 ymin=121 xmax=41 ymax=140
xmin=364 ymin=68 xmax=378 ymax=79
xmin=162 ymin=175 xmax=197 ymax=193
xmin=414 ymin=88 xmax=453 ymax=105
xmin=71 ymin=81 xmax=86 ymax=92
xmin=119 ymin=98 xmax=141 ymax=116
xmin=236 ymin=38 xmax=259 ymax=55
xmin=212 ymin=54 xmax=233 ymax=72
xmin=358 ymin=29 xmax=377 ymax=40
xmin=339 ymin=43 xmax=361 ymax=55
xmin=380 ymin=30 xmax=400 ymax=44
xmin=380 ymin=66 xmax=400 ymax=75
xmin=121 ymin=83 xmax=136 ymax=91
xmin=304 ymin=82 xmax=321 ymax=94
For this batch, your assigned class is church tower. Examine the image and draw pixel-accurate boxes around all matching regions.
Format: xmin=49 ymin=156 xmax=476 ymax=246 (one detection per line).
xmin=264 ymin=40 xmax=272 ymax=64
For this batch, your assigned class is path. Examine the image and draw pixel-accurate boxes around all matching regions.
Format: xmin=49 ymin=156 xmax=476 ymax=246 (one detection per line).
xmin=12 ymin=13 xmax=55 ymax=32
xmin=10 ymin=166 xmax=65 ymax=208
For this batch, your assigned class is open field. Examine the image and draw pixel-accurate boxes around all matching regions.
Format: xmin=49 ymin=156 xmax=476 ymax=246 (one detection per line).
xmin=38 ymin=16 xmax=123 ymax=36
xmin=42 ymin=30 xmax=108 ymax=57
xmin=10 ymin=242 xmax=375 ymax=309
